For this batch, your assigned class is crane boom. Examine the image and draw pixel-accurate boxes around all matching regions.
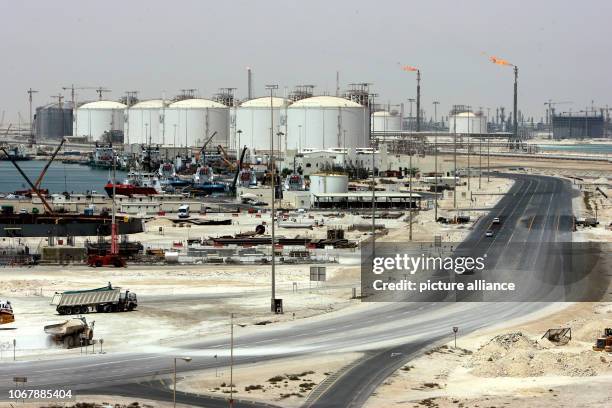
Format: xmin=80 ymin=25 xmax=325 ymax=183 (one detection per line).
xmin=0 ymin=126 xmax=54 ymax=214
xmin=34 ymin=137 xmax=66 ymax=189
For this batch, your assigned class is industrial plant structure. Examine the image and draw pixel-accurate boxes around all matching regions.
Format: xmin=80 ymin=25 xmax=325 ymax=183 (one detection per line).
xmin=286 ymin=96 xmax=368 ymax=151
xmin=125 ymin=99 xmax=166 ymax=145
xmin=371 ymin=111 xmax=401 ymax=132
xmin=74 ymin=100 xmax=126 ymax=142
xmin=164 ymin=98 xmax=230 ymax=147
xmin=35 ymin=102 xmax=74 ymax=139
xmin=552 ymin=113 xmax=605 ymax=139
xmin=235 ymin=96 xmax=288 ymax=150
xmin=448 ymin=110 xmax=488 ymax=134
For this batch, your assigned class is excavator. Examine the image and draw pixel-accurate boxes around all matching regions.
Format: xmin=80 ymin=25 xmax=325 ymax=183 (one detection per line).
xmin=593 ymin=328 xmax=612 ymax=352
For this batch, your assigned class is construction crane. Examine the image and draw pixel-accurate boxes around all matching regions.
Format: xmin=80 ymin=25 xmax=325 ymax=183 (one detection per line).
xmin=198 ymin=131 xmax=218 ymax=165
xmin=62 ymin=85 xmax=111 ymax=106
xmin=0 ymin=125 xmax=54 ymax=214
xmin=217 ymin=144 xmax=236 ymax=171
xmin=544 ymin=100 xmax=572 ymax=125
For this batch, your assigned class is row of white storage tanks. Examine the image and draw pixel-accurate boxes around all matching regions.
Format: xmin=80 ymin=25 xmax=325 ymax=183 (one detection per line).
xmin=73 ymin=96 xmax=371 ymax=150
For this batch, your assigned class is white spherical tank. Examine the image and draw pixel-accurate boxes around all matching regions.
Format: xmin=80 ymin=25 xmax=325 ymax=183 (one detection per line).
xmin=75 ymin=101 xmax=126 ymax=141
xmin=309 ymin=173 xmax=349 ymax=196
xmin=164 ymin=99 xmax=229 ymax=147
xmin=287 ymin=96 xmax=368 ymax=151
xmin=448 ymin=112 xmax=487 ymax=134
xmin=125 ymin=99 xmax=165 ymax=145
xmin=371 ymin=111 xmax=401 ymax=132
xmin=235 ymin=97 xmax=288 ymax=151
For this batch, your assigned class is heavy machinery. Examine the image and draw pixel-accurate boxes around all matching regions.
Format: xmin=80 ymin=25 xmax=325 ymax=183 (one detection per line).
xmin=87 ymin=147 xmax=126 ymax=267
xmin=51 ymin=283 xmax=138 ymax=315
xmin=593 ymin=328 xmax=612 ymax=352
xmin=0 ymin=299 xmax=15 ymax=325
xmin=44 ymin=317 xmax=94 ymax=348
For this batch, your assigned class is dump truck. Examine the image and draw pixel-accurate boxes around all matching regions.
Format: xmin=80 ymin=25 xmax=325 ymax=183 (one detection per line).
xmin=593 ymin=328 xmax=612 ymax=352
xmin=44 ymin=317 xmax=94 ymax=348
xmin=51 ymin=283 xmax=137 ymax=315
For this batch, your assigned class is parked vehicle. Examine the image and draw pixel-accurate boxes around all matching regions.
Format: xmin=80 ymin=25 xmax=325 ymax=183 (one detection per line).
xmin=51 ymin=283 xmax=137 ymax=315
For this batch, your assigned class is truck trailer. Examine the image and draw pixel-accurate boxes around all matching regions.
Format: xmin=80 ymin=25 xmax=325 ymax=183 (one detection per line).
xmin=51 ymin=283 xmax=138 ymax=315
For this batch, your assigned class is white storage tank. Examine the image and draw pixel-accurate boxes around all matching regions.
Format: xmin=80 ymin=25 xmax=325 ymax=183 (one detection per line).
xmin=309 ymin=173 xmax=349 ymax=197
xmin=371 ymin=111 xmax=401 ymax=132
xmin=125 ymin=99 xmax=166 ymax=145
xmin=287 ymin=96 xmax=368 ymax=151
xmin=448 ymin=112 xmax=487 ymax=134
xmin=164 ymin=99 xmax=229 ymax=148
xmin=235 ymin=96 xmax=288 ymax=151
xmin=75 ymin=100 xmax=126 ymax=142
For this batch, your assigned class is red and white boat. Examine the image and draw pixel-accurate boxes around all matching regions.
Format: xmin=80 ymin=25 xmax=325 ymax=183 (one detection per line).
xmin=104 ymin=171 xmax=162 ymax=197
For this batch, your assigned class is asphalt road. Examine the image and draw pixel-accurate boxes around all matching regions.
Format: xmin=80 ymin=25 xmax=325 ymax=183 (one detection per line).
xmin=0 ymin=173 xmax=581 ymax=408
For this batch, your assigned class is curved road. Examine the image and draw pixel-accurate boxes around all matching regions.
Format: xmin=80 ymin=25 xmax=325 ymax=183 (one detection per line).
xmin=0 ymin=173 xmax=581 ymax=407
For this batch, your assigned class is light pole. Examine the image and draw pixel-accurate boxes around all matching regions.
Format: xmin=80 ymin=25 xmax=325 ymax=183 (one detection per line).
xmin=433 ymin=101 xmax=439 ymax=130
xmin=467 ymin=106 xmax=471 ymax=191
xmin=173 ymin=356 xmax=192 ymax=408
xmin=237 ymin=129 xmax=242 ymax=151
xmin=453 ymin=111 xmax=457 ymax=209
xmin=409 ymin=139 xmax=413 ymax=240
xmin=266 ymin=84 xmax=278 ymax=313
xmin=487 ymin=136 xmax=490 ymax=183
xmin=434 ymin=128 xmax=438 ymax=221
xmin=298 ymin=125 xmax=302 ymax=152
xmin=479 ymin=133 xmax=482 ymax=189
xmin=230 ymin=312 xmax=235 ymax=407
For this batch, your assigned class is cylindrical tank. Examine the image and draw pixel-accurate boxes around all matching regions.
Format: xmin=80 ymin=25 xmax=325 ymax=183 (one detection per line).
xmin=164 ymin=99 xmax=229 ymax=147
xmin=448 ymin=112 xmax=487 ymax=134
xmin=235 ymin=96 xmax=288 ymax=151
xmin=125 ymin=99 xmax=166 ymax=145
xmin=35 ymin=102 xmax=74 ymax=140
xmin=371 ymin=111 xmax=401 ymax=132
xmin=74 ymin=100 xmax=126 ymax=142
xmin=287 ymin=96 xmax=368 ymax=151
xmin=309 ymin=173 xmax=349 ymax=196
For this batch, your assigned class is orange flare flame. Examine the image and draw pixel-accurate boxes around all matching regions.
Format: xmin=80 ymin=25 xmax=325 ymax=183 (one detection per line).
xmin=402 ymin=65 xmax=418 ymax=72
xmin=489 ymin=56 xmax=513 ymax=66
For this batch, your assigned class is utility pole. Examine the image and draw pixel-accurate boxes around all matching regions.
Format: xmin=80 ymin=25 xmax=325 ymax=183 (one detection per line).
xmin=230 ymin=312 xmax=235 ymax=407
xmin=478 ymin=135 xmax=482 ymax=189
xmin=453 ymin=113 xmax=457 ymax=209
xmin=434 ymin=129 xmax=438 ymax=221
xmin=467 ymin=106 xmax=471 ymax=191
xmin=487 ymin=136 xmax=490 ymax=183
xmin=409 ymin=139 xmax=413 ymax=240
xmin=416 ymin=70 xmax=421 ymax=132
xmin=513 ymin=66 xmax=519 ymax=149
xmin=432 ymin=101 xmax=439 ymax=130
xmin=27 ymin=88 xmax=38 ymax=144
xmin=266 ymin=84 xmax=278 ymax=313
xmin=370 ymin=92 xmax=378 ymax=258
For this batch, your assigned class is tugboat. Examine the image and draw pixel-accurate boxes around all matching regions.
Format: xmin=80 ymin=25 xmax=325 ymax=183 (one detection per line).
xmin=158 ymin=161 xmax=189 ymax=190
xmin=0 ymin=300 xmax=15 ymax=325
xmin=0 ymin=145 xmax=31 ymax=161
xmin=104 ymin=171 xmax=162 ymax=197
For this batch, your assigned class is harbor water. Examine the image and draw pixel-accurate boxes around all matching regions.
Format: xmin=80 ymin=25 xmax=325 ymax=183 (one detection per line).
xmin=0 ymin=160 xmax=127 ymax=194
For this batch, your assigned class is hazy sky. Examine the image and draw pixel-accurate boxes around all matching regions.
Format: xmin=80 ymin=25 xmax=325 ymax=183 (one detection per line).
xmin=1 ymin=0 xmax=610 ymax=123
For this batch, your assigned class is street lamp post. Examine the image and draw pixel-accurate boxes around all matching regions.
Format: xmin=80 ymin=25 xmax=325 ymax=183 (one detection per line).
xmin=173 ymin=356 xmax=192 ymax=408
xmin=433 ymin=101 xmax=439 ymax=130
xmin=266 ymin=84 xmax=278 ymax=313
xmin=237 ymin=129 xmax=242 ymax=151
xmin=230 ymin=312 xmax=235 ymax=407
